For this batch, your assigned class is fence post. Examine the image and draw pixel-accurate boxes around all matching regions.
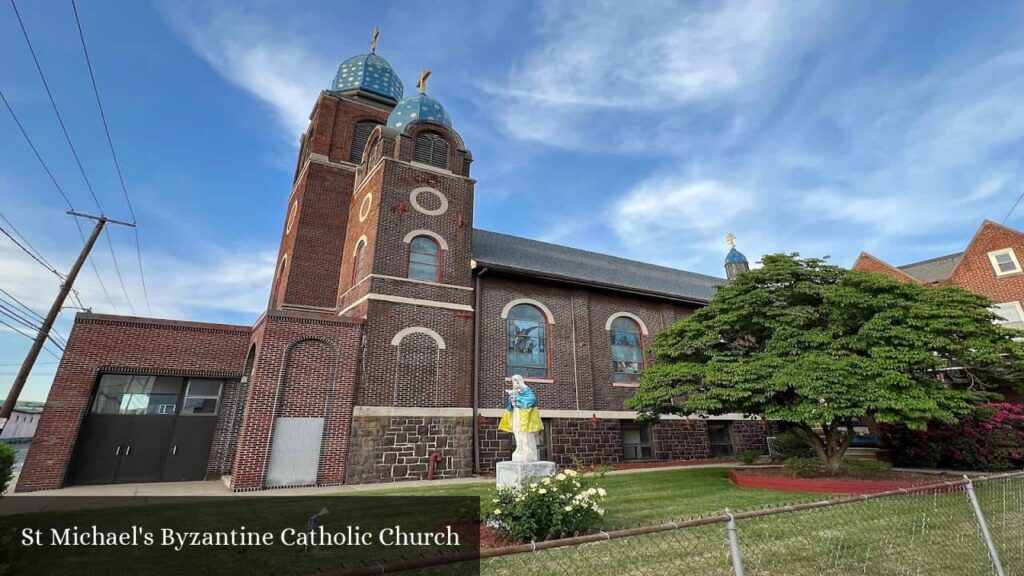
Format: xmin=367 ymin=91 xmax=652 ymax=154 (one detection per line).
xmin=725 ymin=509 xmax=746 ymax=576
xmin=964 ymin=475 xmax=1006 ymax=576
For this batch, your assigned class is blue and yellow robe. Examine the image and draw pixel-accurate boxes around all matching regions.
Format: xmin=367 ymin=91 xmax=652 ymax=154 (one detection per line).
xmin=498 ymin=386 xmax=544 ymax=433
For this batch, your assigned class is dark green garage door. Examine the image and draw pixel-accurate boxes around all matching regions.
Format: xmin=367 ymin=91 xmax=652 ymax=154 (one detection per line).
xmin=69 ymin=375 xmax=224 ymax=485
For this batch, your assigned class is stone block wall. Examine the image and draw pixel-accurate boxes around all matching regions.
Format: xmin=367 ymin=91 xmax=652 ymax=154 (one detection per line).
xmin=346 ymin=415 xmax=474 ymax=484
xmin=653 ymin=419 xmax=711 ymax=461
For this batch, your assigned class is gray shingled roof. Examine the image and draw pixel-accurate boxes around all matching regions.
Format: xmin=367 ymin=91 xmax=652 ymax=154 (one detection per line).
xmin=472 ymin=229 xmax=726 ymax=303
xmin=898 ymin=252 xmax=963 ymax=283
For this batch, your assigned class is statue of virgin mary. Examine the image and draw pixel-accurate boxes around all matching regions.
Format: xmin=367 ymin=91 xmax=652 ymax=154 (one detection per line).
xmin=498 ymin=375 xmax=544 ymax=462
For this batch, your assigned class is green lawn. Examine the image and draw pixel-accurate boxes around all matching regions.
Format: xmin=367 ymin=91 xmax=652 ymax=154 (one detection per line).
xmin=369 ymin=467 xmax=821 ymax=529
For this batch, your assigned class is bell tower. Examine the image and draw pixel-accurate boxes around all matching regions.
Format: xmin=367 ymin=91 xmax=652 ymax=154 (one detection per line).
xmin=267 ymin=30 xmax=404 ymax=312
xmin=336 ymin=70 xmax=476 ymax=414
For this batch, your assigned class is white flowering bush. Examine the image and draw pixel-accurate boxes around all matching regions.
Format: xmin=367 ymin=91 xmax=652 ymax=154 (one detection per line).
xmin=485 ymin=469 xmax=608 ymax=542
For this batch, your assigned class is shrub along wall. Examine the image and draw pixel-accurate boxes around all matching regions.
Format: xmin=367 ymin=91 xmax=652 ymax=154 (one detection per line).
xmin=882 ymin=403 xmax=1024 ymax=471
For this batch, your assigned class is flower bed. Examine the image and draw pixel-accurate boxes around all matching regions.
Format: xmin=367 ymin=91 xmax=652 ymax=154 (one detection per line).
xmin=729 ymin=468 xmax=956 ymax=494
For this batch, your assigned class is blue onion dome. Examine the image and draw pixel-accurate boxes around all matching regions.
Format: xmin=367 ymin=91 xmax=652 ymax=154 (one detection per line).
xmin=331 ymin=53 xmax=404 ymax=103
xmin=725 ymin=247 xmax=748 ymax=264
xmin=387 ymin=93 xmax=452 ymax=130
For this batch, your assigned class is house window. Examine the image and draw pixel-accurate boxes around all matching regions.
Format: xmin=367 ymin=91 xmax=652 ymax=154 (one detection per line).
xmin=621 ymin=423 xmax=652 ymax=460
xmin=350 ymin=120 xmax=380 ymax=163
xmin=408 ymin=235 xmax=440 ymax=282
xmin=181 ymin=378 xmax=223 ymax=416
xmin=414 ymin=131 xmax=449 ymax=169
xmin=610 ymin=316 xmax=643 ymax=383
xmin=992 ymin=301 xmax=1024 ymax=329
xmin=988 ymin=248 xmax=1021 ymax=276
xmin=506 ymin=303 xmax=548 ymax=378
xmin=353 ymin=239 xmax=369 ymax=284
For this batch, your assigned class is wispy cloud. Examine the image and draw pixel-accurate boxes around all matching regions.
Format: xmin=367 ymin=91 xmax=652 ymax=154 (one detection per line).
xmin=156 ymin=1 xmax=332 ymax=138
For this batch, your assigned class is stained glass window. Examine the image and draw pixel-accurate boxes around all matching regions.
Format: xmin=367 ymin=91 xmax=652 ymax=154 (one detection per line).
xmin=408 ymin=236 xmax=440 ymax=281
xmin=507 ymin=304 xmax=547 ymax=378
xmin=610 ymin=316 xmax=643 ymax=382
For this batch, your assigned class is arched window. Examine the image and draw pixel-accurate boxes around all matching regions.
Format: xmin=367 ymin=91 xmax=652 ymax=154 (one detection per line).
xmin=350 ymin=120 xmax=381 ymax=163
xmin=414 ymin=130 xmax=449 ymax=169
xmin=507 ymin=304 xmax=548 ymax=378
xmin=610 ymin=316 xmax=643 ymax=382
xmin=408 ymin=236 xmax=440 ymax=282
xmin=352 ymin=239 xmax=368 ymax=284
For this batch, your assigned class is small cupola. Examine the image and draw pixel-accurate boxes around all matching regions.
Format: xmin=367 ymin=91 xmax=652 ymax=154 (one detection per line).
xmin=724 ymin=233 xmax=750 ymax=280
xmin=330 ymin=28 xmax=404 ymax=104
xmin=386 ymin=69 xmax=452 ymax=131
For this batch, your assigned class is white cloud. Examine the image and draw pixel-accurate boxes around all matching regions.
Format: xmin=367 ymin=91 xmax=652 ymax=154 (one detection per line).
xmin=156 ymin=1 xmax=330 ymax=138
xmin=483 ymin=0 xmax=836 ymax=148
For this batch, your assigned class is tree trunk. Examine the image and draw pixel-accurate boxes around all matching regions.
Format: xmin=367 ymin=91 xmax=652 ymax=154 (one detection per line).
xmin=799 ymin=423 xmax=855 ymax=476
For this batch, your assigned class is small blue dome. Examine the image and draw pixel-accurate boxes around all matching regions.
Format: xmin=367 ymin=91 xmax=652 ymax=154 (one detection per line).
xmin=386 ymin=93 xmax=452 ymax=130
xmin=725 ymin=247 xmax=748 ymax=264
xmin=331 ymin=53 xmax=404 ymax=103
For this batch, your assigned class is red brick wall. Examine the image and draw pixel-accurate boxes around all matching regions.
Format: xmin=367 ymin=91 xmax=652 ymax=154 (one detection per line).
xmin=476 ymin=274 xmax=698 ymax=412
xmin=949 ymin=222 xmax=1024 ymax=305
xmin=851 ymin=253 xmax=918 ymax=283
xmin=17 ymin=314 xmax=251 ymax=492
xmin=229 ymin=312 xmax=362 ymax=491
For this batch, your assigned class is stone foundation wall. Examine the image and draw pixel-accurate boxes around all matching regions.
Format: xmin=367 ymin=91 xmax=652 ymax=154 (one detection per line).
xmin=346 ymin=415 xmax=474 ymax=484
xmin=653 ymin=420 xmax=711 ymax=460
xmin=730 ymin=420 xmax=772 ymax=454
xmin=548 ymin=418 xmax=623 ymax=467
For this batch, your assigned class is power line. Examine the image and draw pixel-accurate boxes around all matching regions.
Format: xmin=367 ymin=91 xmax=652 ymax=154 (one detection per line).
xmin=0 ymin=317 xmax=62 ymax=361
xmin=0 ymin=304 xmax=66 ymax=350
xmin=0 ymin=288 xmax=44 ymax=323
xmin=1002 ymin=187 xmax=1024 ymax=224
xmin=0 ymin=223 xmax=62 ymax=278
xmin=0 ymin=361 xmax=58 ymax=367
xmin=71 ymin=0 xmax=151 ymax=316
xmin=0 ymin=210 xmax=59 ymax=273
xmin=1 ymin=92 xmax=116 ymax=312
xmin=9 ymin=0 xmax=134 ymax=313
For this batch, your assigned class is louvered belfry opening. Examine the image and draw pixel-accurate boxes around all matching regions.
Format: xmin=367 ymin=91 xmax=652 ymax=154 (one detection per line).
xmin=350 ymin=120 xmax=380 ymax=163
xmin=414 ymin=130 xmax=449 ymax=169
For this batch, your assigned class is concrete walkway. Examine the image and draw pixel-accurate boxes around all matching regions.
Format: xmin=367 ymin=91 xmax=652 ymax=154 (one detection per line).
xmin=7 ymin=461 xmax=752 ymax=499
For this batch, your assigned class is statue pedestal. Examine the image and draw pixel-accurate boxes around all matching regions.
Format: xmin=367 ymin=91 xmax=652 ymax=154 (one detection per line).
xmin=496 ymin=461 xmax=556 ymax=489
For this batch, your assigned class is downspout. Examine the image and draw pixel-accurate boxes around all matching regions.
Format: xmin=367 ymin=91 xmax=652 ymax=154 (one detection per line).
xmin=472 ymin=267 xmax=487 ymax=475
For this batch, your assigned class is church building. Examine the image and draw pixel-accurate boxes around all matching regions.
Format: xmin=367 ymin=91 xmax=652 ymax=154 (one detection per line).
xmin=17 ymin=35 xmax=768 ymax=492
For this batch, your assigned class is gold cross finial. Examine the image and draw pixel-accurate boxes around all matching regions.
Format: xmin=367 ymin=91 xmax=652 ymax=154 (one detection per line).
xmin=416 ymin=69 xmax=431 ymax=94
xmin=370 ymin=27 xmax=380 ymax=54
xmin=726 ymin=233 xmax=736 ymax=248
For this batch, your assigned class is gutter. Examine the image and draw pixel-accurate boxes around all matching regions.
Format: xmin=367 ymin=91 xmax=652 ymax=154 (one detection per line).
xmin=471 ymin=267 xmax=487 ymax=475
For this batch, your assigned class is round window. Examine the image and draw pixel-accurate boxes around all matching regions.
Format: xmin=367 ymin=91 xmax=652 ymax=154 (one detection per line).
xmin=358 ymin=193 xmax=373 ymax=222
xmin=409 ymin=187 xmax=448 ymax=216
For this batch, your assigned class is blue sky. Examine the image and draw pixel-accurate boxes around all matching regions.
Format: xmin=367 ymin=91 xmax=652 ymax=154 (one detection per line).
xmin=3 ymin=0 xmax=1024 ymax=401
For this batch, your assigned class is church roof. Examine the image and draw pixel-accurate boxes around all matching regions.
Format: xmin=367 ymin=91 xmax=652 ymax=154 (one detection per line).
xmin=472 ymin=229 xmax=726 ymax=303
xmin=331 ymin=53 xmax=404 ymax=103
xmin=897 ymin=252 xmax=963 ymax=283
xmin=387 ymin=93 xmax=452 ymax=130
xmin=725 ymin=247 xmax=748 ymax=264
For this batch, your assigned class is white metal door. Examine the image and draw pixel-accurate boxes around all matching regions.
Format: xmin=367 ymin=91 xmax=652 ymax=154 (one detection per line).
xmin=266 ymin=417 xmax=324 ymax=487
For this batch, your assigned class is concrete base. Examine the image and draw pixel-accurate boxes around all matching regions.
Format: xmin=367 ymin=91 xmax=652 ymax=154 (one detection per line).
xmin=496 ymin=460 xmax=556 ymax=489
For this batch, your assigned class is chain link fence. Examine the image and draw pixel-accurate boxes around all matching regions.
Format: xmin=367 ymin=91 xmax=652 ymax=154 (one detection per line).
xmin=357 ymin=470 xmax=1024 ymax=576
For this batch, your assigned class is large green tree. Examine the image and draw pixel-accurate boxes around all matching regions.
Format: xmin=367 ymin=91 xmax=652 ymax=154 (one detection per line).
xmin=626 ymin=254 xmax=1024 ymax=474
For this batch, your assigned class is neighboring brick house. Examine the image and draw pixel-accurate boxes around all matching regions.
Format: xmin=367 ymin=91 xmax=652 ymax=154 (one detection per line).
xmin=17 ymin=37 xmax=767 ymax=493
xmin=853 ymin=220 xmax=1024 ymax=403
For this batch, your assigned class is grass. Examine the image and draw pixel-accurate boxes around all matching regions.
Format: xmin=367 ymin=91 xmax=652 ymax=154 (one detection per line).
xmin=373 ymin=467 xmax=821 ymax=529
xmin=3 ymin=467 xmax=1021 ymax=575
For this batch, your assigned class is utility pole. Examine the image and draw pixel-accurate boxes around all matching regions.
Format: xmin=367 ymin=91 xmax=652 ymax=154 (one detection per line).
xmin=0 ymin=211 xmax=135 ymax=426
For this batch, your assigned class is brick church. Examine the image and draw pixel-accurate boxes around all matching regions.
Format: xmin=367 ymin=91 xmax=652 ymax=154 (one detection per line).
xmin=17 ymin=36 xmax=768 ymax=492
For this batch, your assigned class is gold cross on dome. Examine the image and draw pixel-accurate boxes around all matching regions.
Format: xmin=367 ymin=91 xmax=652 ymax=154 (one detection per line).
xmin=370 ymin=27 xmax=380 ymax=54
xmin=416 ymin=69 xmax=431 ymax=94
xmin=726 ymin=233 xmax=736 ymax=248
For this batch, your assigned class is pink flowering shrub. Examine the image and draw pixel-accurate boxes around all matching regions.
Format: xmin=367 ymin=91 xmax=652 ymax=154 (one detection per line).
xmin=882 ymin=403 xmax=1024 ymax=471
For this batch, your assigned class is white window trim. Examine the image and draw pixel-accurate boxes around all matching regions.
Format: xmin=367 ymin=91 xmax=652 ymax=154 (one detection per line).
xmin=285 ymin=200 xmax=298 ymax=233
xmin=500 ymin=298 xmax=555 ymax=324
xmin=358 ymin=193 xmax=373 ymax=222
xmin=992 ymin=301 xmax=1024 ymax=325
xmin=402 ymin=229 xmax=448 ymax=250
xmin=353 ymin=235 xmax=368 ymax=255
xmin=988 ymin=248 xmax=1022 ymax=276
xmin=391 ymin=326 xmax=447 ymax=349
xmin=605 ymin=312 xmax=650 ymax=335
